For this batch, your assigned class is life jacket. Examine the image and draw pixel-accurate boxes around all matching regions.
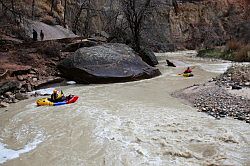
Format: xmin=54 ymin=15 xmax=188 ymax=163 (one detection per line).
xmin=51 ymin=91 xmax=64 ymax=101
xmin=184 ymin=68 xmax=192 ymax=73
xmin=56 ymin=92 xmax=63 ymax=100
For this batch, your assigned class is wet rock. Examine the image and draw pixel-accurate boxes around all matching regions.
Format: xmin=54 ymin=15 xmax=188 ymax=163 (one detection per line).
xmin=138 ymin=48 xmax=159 ymax=66
xmin=58 ymin=43 xmax=161 ymax=84
xmin=201 ymin=107 xmax=207 ymax=112
xmin=4 ymin=92 xmax=13 ymax=98
xmin=0 ymin=81 xmax=20 ymax=95
xmin=245 ymin=82 xmax=250 ymax=86
xmin=231 ymin=85 xmax=242 ymax=90
xmin=237 ymin=116 xmax=245 ymax=121
xmin=0 ymin=101 xmax=9 ymax=108
xmin=15 ymin=93 xmax=29 ymax=100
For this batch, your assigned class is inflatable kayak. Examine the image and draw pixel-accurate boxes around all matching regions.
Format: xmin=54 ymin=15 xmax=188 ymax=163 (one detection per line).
xmin=178 ymin=73 xmax=194 ymax=77
xmin=36 ymin=95 xmax=79 ymax=106
xmin=182 ymin=73 xmax=194 ymax=77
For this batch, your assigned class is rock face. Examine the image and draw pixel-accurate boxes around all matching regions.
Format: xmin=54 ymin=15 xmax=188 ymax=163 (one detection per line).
xmin=64 ymin=0 xmax=249 ymax=50
xmin=168 ymin=0 xmax=250 ymax=49
xmin=2 ymin=0 xmax=249 ymax=51
xmin=58 ymin=43 xmax=161 ymax=83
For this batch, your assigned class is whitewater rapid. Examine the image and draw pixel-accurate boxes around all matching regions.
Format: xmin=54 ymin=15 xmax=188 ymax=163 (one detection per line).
xmin=0 ymin=51 xmax=249 ymax=165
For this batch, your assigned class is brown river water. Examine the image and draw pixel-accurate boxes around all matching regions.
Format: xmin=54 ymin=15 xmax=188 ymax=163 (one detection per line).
xmin=0 ymin=51 xmax=249 ymax=166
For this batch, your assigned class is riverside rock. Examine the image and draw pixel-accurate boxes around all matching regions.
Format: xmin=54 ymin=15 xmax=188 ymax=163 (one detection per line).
xmin=15 ymin=93 xmax=29 ymax=100
xmin=0 ymin=81 xmax=20 ymax=96
xmin=0 ymin=101 xmax=9 ymax=108
xmin=58 ymin=43 xmax=161 ymax=84
xmin=138 ymin=48 xmax=159 ymax=66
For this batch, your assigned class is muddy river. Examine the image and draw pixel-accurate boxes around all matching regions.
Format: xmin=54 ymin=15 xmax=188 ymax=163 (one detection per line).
xmin=0 ymin=51 xmax=249 ymax=165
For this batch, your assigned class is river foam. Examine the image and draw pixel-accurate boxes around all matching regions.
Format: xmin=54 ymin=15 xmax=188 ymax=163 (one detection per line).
xmin=0 ymin=132 xmax=45 ymax=164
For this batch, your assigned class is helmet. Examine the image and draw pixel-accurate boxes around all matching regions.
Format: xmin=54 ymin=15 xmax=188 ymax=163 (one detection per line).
xmin=53 ymin=89 xmax=58 ymax=93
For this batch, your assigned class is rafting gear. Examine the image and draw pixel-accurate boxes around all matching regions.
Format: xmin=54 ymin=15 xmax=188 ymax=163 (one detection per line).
xmin=36 ymin=95 xmax=79 ymax=106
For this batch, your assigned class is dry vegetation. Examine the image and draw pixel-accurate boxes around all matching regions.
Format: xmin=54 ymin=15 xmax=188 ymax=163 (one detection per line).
xmin=234 ymin=44 xmax=250 ymax=62
xmin=226 ymin=40 xmax=241 ymax=51
xmin=198 ymin=40 xmax=250 ymax=62
xmin=227 ymin=40 xmax=250 ymax=62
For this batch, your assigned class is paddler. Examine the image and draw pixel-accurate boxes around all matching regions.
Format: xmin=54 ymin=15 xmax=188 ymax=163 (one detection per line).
xmin=51 ymin=89 xmax=65 ymax=102
xmin=183 ymin=67 xmax=192 ymax=74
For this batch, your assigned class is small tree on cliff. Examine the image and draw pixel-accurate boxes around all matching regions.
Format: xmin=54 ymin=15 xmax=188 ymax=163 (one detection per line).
xmin=120 ymin=0 xmax=152 ymax=51
xmin=120 ymin=0 xmax=178 ymax=51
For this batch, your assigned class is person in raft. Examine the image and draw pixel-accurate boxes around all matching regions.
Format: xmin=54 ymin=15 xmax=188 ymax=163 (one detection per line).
xmin=184 ymin=67 xmax=192 ymax=74
xmin=51 ymin=89 xmax=66 ymax=102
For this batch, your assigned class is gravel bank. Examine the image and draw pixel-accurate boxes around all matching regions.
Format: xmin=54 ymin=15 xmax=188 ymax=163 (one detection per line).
xmin=173 ymin=64 xmax=250 ymax=123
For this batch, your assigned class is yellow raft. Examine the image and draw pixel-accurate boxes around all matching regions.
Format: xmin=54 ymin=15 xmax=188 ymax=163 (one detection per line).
xmin=36 ymin=95 xmax=79 ymax=106
xmin=182 ymin=73 xmax=194 ymax=77
xmin=36 ymin=98 xmax=54 ymax=106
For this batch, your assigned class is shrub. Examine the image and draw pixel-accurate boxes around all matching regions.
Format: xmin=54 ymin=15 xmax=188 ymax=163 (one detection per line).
xmin=37 ymin=41 xmax=62 ymax=58
xmin=197 ymin=49 xmax=224 ymax=59
xmin=234 ymin=44 xmax=250 ymax=62
xmin=226 ymin=40 xmax=241 ymax=51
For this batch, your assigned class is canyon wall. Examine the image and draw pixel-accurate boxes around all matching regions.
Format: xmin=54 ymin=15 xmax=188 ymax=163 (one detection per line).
xmin=1 ymin=0 xmax=249 ymax=51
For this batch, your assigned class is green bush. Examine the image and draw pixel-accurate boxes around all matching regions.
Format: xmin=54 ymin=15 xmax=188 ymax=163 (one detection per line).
xmin=198 ymin=45 xmax=250 ymax=62
xmin=197 ymin=49 xmax=225 ymax=59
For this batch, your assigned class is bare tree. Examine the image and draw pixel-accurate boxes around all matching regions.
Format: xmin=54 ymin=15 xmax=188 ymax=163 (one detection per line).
xmin=120 ymin=0 xmax=153 ymax=51
xmin=120 ymin=0 xmax=178 ymax=51
xmin=32 ymin=0 xmax=35 ymax=20
xmin=0 ymin=0 xmax=22 ymax=22
xmin=72 ymin=0 xmax=98 ymax=37
xmin=72 ymin=2 xmax=86 ymax=34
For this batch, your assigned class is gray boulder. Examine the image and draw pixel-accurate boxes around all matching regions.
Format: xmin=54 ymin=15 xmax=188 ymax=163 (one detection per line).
xmin=15 ymin=93 xmax=29 ymax=100
xmin=139 ymin=48 xmax=158 ymax=66
xmin=58 ymin=43 xmax=161 ymax=84
xmin=0 ymin=81 xmax=20 ymax=96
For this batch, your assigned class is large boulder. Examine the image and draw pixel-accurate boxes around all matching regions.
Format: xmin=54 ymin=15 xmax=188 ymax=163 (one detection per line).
xmin=58 ymin=43 xmax=161 ymax=84
xmin=138 ymin=48 xmax=159 ymax=66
